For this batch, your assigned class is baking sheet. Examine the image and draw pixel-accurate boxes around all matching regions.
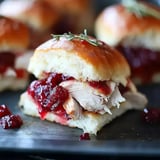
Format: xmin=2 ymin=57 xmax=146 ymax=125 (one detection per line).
xmin=0 ymin=85 xmax=160 ymax=157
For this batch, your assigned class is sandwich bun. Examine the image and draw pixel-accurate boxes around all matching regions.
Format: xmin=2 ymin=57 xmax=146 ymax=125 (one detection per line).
xmin=95 ymin=3 xmax=160 ymax=50
xmin=19 ymin=90 xmax=147 ymax=134
xmin=95 ymin=2 xmax=160 ymax=84
xmin=28 ymin=35 xmax=130 ymax=85
xmin=0 ymin=16 xmax=29 ymax=52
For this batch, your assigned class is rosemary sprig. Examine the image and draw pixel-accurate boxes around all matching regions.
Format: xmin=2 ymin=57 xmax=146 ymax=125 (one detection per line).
xmin=51 ymin=29 xmax=100 ymax=46
xmin=121 ymin=0 xmax=160 ymax=19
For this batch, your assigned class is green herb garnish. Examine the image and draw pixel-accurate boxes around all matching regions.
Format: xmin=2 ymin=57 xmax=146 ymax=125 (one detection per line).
xmin=121 ymin=0 xmax=160 ymax=19
xmin=51 ymin=29 xmax=100 ymax=46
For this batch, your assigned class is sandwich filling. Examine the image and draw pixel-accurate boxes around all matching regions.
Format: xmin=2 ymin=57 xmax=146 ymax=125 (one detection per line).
xmin=27 ymin=72 xmax=127 ymax=124
xmin=116 ymin=45 xmax=160 ymax=84
xmin=0 ymin=51 xmax=31 ymax=79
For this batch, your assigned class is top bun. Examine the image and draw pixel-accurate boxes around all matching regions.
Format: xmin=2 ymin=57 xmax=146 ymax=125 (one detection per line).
xmin=28 ymin=32 xmax=130 ymax=85
xmin=0 ymin=0 xmax=59 ymax=31
xmin=0 ymin=16 xmax=30 ymax=52
xmin=95 ymin=2 xmax=160 ymax=50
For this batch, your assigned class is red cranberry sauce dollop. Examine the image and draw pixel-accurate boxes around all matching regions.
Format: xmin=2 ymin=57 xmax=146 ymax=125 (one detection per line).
xmin=27 ymin=73 xmax=74 ymax=120
xmin=116 ymin=45 xmax=160 ymax=84
xmin=0 ymin=52 xmax=15 ymax=74
xmin=79 ymin=132 xmax=90 ymax=140
xmin=89 ymin=81 xmax=111 ymax=95
xmin=142 ymin=108 xmax=160 ymax=124
xmin=0 ymin=104 xmax=23 ymax=129
xmin=0 ymin=104 xmax=11 ymax=118
xmin=0 ymin=52 xmax=26 ymax=78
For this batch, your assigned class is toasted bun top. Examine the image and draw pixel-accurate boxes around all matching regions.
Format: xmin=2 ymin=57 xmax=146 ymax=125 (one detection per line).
xmin=28 ymin=35 xmax=130 ymax=85
xmin=95 ymin=3 xmax=160 ymax=50
xmin=0 ymin=16 xmax=30 ymax=52
xmin=0 ymin=0 xmax=59 ymax=31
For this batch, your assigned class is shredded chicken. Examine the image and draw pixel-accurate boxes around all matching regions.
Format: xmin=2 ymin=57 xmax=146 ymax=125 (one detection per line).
xmin=60 ymin=80 xmax=125 ymax=116
xmin=63 ymin=95 xmax=82 ymax=119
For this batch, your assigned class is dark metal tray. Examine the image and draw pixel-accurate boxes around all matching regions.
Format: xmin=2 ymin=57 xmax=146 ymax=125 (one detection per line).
xmin=0 ymin=84 xmax=160 ymax=158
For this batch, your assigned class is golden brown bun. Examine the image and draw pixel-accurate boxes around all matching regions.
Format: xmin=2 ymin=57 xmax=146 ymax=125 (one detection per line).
xmin=0 ymin=16 xmax=30 ymax=52
xmin=0 ymin=0 xmax=59 ymax=31
xmin=95 ymin=3 xmax=160 ymax=50
xmin=28 ymin=37 xmax=130 ymax=85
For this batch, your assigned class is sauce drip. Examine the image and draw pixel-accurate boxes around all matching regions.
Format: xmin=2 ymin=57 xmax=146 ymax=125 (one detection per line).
xmin=116 ymin=46 xmax=160 ymax=84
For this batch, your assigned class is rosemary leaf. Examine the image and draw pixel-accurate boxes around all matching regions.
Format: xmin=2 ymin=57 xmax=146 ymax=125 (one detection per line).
xmin=121 ymin=0 xmax=160 ymax=19
xmin=51 ymin=29 xmax=100 ymax=46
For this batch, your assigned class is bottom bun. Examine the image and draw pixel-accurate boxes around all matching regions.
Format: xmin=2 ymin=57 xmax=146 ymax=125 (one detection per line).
xmin=0 ymin=75 xmax=29 ymax=91
xmin=19 ymin=91 xmax=147 ymax=135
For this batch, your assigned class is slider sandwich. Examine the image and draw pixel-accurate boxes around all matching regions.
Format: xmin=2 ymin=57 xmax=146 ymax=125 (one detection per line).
xmin=0 ymin=16 xmax=31 ymax=91
xmin=95 ymin=1 xmax=160 ymax=84
xmin=19 ymin=30 xmax=147 ymax=134
xmin=0 ymin=0 xmax=59 ymax=49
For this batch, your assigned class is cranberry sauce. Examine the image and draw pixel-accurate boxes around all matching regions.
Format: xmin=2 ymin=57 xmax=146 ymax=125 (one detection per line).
xmin=0 ymin=115 xmax=23 ymax=129
xmin=28 ymin=73 xmax=74 ymax=120
xmin=0 ymin=104 xmax=23 ymax=129
xmin=16 ymin=69 xmax=27 ymax=78
xmin=142 ymin=108 xmax=160 ymax=124
xmin=0 ymin=104 xmax=11 ymax=118
xmin=0 ymin=52 xmax=26 ymax=79
xmin=116 ymin=46 xmax=160 ymax=84
xmin=0 ymin=52 xmax=15 ymax=74
xmin=89 ymin=81 xmax=111 ymax=95
xmin=79 ymin=132 xmax=90 ymax=140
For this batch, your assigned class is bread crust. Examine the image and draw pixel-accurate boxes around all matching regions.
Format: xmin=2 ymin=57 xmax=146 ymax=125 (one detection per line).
xmin=28 ymin=38 xmax=130 ymax=85
xmin=95 ymin=4 xmax=160 ymax=48
xmin=0 ymin=16 xmax=30 ymax=51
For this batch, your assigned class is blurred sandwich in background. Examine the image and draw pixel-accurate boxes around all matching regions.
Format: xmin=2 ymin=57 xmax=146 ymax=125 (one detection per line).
xmin=0 ymin=16 xmax=31 ymax=91
xmin=95 ymin=0 xmax=160 ymax=84
xmin=0 ymin=0 xmax=59 ymax=49
xmin=0 ymin=0 xmax=94 ymax=49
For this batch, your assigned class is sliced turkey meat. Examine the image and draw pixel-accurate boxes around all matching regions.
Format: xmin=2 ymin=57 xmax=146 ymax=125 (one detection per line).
xmin=63 ymin=95 xmax=82 ymax=120
xmin=60 ymin=80 xmax=125 ymax=115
